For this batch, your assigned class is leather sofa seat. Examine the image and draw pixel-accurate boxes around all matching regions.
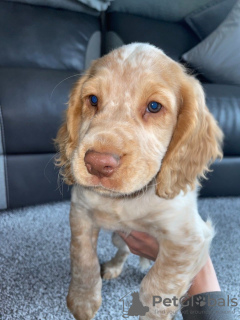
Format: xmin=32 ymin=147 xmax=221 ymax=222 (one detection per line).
xmin=0 ymin=1 xmax=101 ymax=209
xmin=203 ymin=84 xmax=240 ymax=156
xmin=0 ymin=1 xmax=100 ymax=71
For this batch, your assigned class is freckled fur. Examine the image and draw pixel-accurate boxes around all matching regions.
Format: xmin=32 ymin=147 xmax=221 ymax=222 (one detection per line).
xmin=55 ymin=43 xmax=223 ymax=320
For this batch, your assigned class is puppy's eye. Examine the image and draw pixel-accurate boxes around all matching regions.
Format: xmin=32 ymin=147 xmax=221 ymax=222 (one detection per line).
xmin=89 ymin=95 xmax=98 ymax=106
xmin=147 ymin=101 xmax=162 ymax=113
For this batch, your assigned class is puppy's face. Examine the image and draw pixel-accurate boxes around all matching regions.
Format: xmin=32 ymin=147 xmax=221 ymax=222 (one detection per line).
xmin=72 ymin=45 xmax=178 ymax=195
xmin=56 ymin=43 xmax=223 ymax=198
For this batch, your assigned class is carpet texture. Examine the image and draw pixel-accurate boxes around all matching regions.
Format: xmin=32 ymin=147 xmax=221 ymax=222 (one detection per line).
xmin=0 ymin=197 xmax=240 ymax=320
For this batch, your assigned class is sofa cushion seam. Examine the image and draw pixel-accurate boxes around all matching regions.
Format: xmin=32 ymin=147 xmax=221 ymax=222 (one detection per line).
xmin=0 ymin=105 xmax=9 ymax=207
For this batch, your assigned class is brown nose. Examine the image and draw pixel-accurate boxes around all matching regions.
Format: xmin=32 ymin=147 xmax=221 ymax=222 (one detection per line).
xmin=84 ymin=151 xmax=120 ymax=178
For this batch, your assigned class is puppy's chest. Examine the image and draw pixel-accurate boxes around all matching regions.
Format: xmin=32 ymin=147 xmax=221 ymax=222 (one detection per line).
xmin=91 ymin=203 xmax=156 ymax=232
xmin=75 ymin=187 xmax=165 ymax=232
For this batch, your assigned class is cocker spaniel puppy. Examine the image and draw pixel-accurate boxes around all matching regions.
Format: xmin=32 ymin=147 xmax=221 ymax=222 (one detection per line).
xmin=55 ymin=43 xmax=223 ymax=320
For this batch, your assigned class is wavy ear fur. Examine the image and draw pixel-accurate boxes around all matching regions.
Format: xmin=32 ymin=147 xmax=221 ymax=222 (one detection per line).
xmin=156 ymin=74 xmax=223 ymax=199
xmin=54 ymin=75 xmax=88 ymax=184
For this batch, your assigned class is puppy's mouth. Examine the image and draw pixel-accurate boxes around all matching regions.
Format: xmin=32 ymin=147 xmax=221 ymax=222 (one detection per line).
xmin=84 ymin=174 xmax=124 ymax=196
xmin=89 ymin=175 xmax=118 ymax=190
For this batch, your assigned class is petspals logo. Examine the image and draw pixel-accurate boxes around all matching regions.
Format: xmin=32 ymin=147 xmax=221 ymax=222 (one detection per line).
xmin=119 ymin=291 xmax=238 ymax=318
xmin=119 ymin=291 xmax=149 ymax=318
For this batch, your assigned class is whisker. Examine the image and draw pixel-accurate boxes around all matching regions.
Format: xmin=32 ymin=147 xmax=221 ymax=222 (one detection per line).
xmin=44 ymin=153 xmax=60 ymax=183
xmin=50 ymin=74 xmax=82 ymax=100
xmin=50 ymin=72 xmax=95 ymax=100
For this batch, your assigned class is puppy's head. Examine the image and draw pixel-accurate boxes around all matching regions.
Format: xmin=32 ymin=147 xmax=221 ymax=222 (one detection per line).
xmin=55 ymin=43 xmax=223 ymax=198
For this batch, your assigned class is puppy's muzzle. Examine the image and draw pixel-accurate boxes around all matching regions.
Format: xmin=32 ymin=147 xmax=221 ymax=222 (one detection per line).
xmin=84 ymin=150 xmax=120 ymax=178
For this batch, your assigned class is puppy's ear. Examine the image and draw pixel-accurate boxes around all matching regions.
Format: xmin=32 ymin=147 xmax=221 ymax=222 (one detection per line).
xmin=156 ymin=74 xmax=223 ymax=199
xmin=55 ymin=75 xmax=88 ymax=184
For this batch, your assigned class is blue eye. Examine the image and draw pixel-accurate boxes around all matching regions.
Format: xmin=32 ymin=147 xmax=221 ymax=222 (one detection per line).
xmin=147 ymin=101 xmax=162 ymax=113
xmin=89 ymin=95 xmax=98 ymax=106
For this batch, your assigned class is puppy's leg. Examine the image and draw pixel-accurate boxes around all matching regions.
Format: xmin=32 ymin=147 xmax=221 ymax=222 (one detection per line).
xmin=101 ymin=232 xmax=130 ymax=279
xmin=67 ymin=203 xmax=102 ymax=320
xmin=139 ymin=257 xmax=151 ymax=271
xmin=139 ymin=220 xmax=214 ymax=320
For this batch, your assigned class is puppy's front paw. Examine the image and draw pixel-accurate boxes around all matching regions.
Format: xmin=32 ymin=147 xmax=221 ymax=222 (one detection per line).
xmin=101 ymin=260 xmax=123 ymax=279
xmin=67 ymin=287 xmax=102 ymax=320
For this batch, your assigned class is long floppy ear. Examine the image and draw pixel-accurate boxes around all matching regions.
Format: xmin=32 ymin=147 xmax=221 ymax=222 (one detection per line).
xmin=54 ymin=75 xmax=88 ymax=184
xmin=156 ymin=74 xmax=223 ymax=199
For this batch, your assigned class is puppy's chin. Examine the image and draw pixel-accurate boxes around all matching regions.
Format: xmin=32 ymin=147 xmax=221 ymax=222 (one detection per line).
xmin=85 ymin=185 xmax=126 ymax=198
xmin=78 ymin=181 xmax=138 ymax=198
xmin=82 ymin=185 xmax=147 ymax=199
xmin=76 ymin=175 xmax=157 ymax=198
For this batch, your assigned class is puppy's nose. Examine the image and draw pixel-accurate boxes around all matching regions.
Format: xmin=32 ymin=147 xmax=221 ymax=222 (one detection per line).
xmin=84 ymin=151 xmax=120 ymax=178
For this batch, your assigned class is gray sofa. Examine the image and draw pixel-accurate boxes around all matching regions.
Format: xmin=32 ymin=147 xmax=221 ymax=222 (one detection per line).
xmin=0 ymin=0 xmax=239 ymax=209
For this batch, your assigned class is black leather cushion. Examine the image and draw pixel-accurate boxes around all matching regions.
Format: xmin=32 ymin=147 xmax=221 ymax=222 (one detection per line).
xmin=203 ymin=84 xmax=240 ymax=156
xmin=185 ymin=0 xmax=237 ymax=40
xmin=6 ymin=153 xmax=70 ymax=208
xmin=200 ymin=157 xmax=240 ymax=197
xmin=7 ymin=0 xmax=101 ymax=15
xmin=104 ymin=12 xmax=199 ymax=61
xmin=182 ymin=0 xmax=240 ymax=87
xmin=0 ymin=68 xmax=78 ymax=154
xmin=107 ymin=0 xmax=212 ymax=23
xmin=0 ymin=1 xmax=100 ymax=71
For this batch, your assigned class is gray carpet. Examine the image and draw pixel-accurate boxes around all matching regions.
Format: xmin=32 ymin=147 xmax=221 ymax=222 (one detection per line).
xmin=1 ymin=197 xmax=240 ymax=320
